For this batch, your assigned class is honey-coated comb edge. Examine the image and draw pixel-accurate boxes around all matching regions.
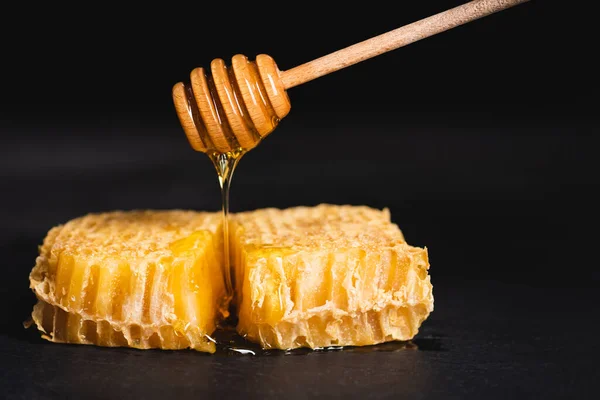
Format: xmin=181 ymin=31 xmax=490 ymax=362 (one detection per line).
xmin=27 ymin=205 xmax=433 ymax=352
xmin=28 ymin=209 xmax=227 ymax=353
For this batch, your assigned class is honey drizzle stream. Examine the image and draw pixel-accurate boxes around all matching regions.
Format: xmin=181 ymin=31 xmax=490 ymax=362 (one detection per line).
xmin=208 ymin=149 xmax=245 ymax=304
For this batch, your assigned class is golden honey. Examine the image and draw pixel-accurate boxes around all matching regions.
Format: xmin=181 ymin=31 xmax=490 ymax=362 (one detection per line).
xmin=28 ymin=205 xmax=434 ymax=352
xmin=230 ymin=204 xmax=434 ymax=350
xmin=29 ymin=210 xmax=227 ymax=353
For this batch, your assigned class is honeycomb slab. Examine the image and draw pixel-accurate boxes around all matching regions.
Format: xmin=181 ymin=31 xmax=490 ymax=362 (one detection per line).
xmin=29 ymin=210 xmax=226 ymax=353
xmin=230 ymin=204 xmax=434 ymax=350
xmin=28 ymin=204 xmax=434 ymax=352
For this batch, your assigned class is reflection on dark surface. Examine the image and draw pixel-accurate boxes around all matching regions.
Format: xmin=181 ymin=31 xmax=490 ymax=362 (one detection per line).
xmin=4 ymin=324 xmax=437 ymax=399
xmin=5 ymin=274 xmax=598 ymax=399
xmin=210 ymin=321 xmax=445 ymax=356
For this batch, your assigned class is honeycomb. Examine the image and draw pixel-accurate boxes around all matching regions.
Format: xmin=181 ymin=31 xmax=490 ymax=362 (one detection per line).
xmin=28 ymin=205 xmax=433 ymax=352
xmin=28 ymin=210 xmax=226 ymax=353
xmin=230 ymin=204 xmax=434 ymax=349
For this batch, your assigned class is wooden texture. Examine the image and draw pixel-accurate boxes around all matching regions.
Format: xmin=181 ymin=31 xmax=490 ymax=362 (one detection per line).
xmin=173 ymin=0 xmax=529 ymax=153
xmin=279 ymin=0 xmax=529 ymax=89
xmin=172 ymin=55 xmax=289 ymax=154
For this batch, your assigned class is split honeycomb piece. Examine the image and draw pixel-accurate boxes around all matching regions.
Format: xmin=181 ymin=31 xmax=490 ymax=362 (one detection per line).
xmin=28 ymin=204 xmax=434 ymax=352
xmin=28 ymin=210 xmax=226 ymax=353
xmin=230 ymin=204 xmax=434 ymax=350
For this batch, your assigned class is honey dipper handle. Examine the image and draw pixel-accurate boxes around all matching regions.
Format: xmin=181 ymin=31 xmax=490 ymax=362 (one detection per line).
xmin=279 ymin=0 xmax=529 ymax=89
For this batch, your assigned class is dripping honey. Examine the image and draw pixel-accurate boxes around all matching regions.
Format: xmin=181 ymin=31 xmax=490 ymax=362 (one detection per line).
xmin=176 ymin=59 xmax=434 ymax=355
xmin=173 ymin=59 xmax=282 ymax=298
xmin=207 ymin=149 xmax=245 ymax=302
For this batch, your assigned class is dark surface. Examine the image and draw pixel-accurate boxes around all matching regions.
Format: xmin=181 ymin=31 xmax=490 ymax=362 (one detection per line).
xmin=2 ymin=281 xmax=597 ymax=399
xmin=1 ymin=1 xmax=598 ymax=399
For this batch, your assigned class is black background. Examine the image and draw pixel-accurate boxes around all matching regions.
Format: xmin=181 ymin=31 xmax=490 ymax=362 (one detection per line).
xmin=1 ymin=1 xmax=598 ymax=398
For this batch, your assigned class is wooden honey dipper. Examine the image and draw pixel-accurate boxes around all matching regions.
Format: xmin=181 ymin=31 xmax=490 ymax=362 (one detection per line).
xmin=173 ymin=0 xmax=529 ymax=154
